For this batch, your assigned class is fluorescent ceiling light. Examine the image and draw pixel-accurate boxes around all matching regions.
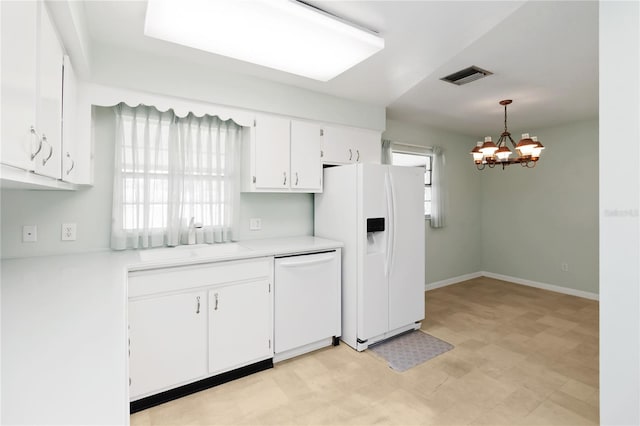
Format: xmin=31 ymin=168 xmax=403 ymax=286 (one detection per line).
xmin=144 ymin=0 xmax=385 ymax=81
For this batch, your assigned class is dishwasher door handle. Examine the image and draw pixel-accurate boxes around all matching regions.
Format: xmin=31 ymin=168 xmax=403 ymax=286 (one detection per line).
xmin=277 ymin=254 xmax=335 ymax=268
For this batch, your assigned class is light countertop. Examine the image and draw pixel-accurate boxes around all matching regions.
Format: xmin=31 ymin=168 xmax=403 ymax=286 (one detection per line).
xmin=1 ymin=236 xmax=342 ymax=425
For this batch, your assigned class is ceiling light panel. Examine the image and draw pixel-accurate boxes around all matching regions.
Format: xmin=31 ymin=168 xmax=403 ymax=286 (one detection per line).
xmin=144 ymin=0 xmax=385 ymax=81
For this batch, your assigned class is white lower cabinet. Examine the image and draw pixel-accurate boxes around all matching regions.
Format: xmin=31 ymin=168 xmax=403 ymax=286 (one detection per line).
xmin=209 ymin=279 xmax=272 ymax=374
xmin=129 ymin=291 xmax=208 ymax=399
xmin=128 ymin=258 xmax=273 ymax=401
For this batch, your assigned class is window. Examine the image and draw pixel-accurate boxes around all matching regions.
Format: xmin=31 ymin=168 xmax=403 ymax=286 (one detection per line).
xmin=391 ymin=151 xmax=432 ymax=217
xmin=111 ymin=104 xmax=243 ymax=249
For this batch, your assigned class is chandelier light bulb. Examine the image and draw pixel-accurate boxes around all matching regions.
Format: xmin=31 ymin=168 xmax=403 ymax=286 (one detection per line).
xmin=517 ymin=133 xmax=536 ymax=156
xmin=530 ymin=136 xmax=544 ymax=159
xmin=470 ymin=142 xmax=484 ymax=163
xmin=480 ymin=136 xmax=498 ymax=156
xmin=495 ymin=145 xmax=512 ymax=161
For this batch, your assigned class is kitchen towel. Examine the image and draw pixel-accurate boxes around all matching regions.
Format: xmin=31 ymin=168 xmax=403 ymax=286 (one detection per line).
xmin=370 ymin=330 xmax=454 ymax=372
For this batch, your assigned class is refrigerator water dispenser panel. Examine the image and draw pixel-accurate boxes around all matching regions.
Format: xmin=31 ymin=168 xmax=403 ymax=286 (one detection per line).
xmin=367 ymin=218 xmax=385 ymax=232
xmin=366 ymin=217 xmax=386 ymax=254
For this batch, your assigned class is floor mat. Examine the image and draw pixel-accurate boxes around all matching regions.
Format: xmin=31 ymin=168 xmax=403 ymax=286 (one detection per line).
xmin=369 ymin=330 xmax=454 ymax=372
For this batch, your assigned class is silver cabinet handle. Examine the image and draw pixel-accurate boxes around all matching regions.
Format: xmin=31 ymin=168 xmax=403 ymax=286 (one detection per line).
xmin=348 ymin=149 xmax=353 ymax=161
xmin=283 ymin=171 xmax=287 ymax=186
xmin=196 ymin=296 xmax=201 ymax=314
xmin=65 ymin=152 xmax=75 ymax=175
xmin=356 ymin=150 xmax=360 ymax=162
xmin=41 ymin=135 xmax=53 ymax=166
xmin=30 ymin=126 xmax=43 ymax=160
xmin=295 ymin=172 xmax=299 ymax=186
xmin=214 ymin=293 xmax=219 ymax=310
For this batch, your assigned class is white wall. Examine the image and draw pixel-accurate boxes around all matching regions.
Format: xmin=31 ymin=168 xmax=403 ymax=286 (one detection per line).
xmin=383 ymin=118 xmax=482 ymax=285
xmin=480 ymin=119 xmax=599 ymax=295
xmin=238 ymin=193 xmax=313 ymax=241
xmin=90 ymin=44 xmax=385 ymax=132
xmin=0 ymin=107 xmax=313 ymax=259
xmin=599 ymin=1 xmax=640 ymax=424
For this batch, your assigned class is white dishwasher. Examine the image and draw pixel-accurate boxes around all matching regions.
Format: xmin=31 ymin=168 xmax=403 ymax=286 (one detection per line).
xmin=274 ymin=249 xmax=341 ymax=362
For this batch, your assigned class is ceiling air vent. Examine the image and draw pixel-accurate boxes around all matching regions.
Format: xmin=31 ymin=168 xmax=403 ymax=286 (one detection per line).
xmin=441 ymin=66 xmax=493 ymax=86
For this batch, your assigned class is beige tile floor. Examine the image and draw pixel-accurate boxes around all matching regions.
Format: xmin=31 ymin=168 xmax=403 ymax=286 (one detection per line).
xmin=131 ymin=277 xmax=599 ymax=425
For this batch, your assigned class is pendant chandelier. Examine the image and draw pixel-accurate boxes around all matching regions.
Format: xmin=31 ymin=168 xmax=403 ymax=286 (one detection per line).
xmin=470 ymin=99 xmax=544 ymax=170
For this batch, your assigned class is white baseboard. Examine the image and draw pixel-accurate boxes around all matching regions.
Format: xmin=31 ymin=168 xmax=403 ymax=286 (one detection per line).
xmin=424 ymin=271 xmax=599 ymax=301
xmin=425 ymin=272 xmax=482 ymax=291
xmin=480 ymin=271 xmax=599 ymax=301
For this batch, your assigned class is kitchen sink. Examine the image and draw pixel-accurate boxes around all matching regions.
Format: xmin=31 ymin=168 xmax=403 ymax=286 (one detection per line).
xmin=139 ymin=243 xmax=251 ymax=262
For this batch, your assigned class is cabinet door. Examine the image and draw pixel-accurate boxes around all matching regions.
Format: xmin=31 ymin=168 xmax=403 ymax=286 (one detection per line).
xmin=61 ymin=56 xmax=78 ymax=183
xmin=129 ymin=291 xmax=207 ymax=399
xmin=254 ymin=115 xmax=290 ymax=190
xmin=290 ymin=120 xmax=322 ymax=192
xmin=34 ymin=3 xmax=63 ymax=179
xmin=1 ymin=0 xmax=37 ymax=171
xmin=322 ymin=126 xmax=354 ymax=165
xmin=209 ymin=279 xmax=272 ymax=374
xmin=351 ymin=129 xmax=382 ymax=164
xmin=323 ymin=126 xmax=382 ymax=165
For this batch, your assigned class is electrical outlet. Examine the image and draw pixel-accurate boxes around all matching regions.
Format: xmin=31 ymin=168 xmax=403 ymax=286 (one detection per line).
xmin=22 ymin=225 xmax=37 ymax=242
xmin=561 ymin=262 xmax=569 ymax=272
xmin=249 ymin=218 xmax=262 ymax=231
xmin=62 ymin=223 xmax=77 ymax=241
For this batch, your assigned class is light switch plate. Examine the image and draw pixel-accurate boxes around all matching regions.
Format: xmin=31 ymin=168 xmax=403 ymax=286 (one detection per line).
xmin=249 ymin=218 xmax=262 ymax=231
xmin=22 ymin=225 xmax=37 ymax=242
xmin=62 ymin=223 xmax=77 ymax=241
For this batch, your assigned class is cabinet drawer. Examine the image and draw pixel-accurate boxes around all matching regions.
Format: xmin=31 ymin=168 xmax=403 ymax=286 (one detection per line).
xmin=129 ymin=257 xmax=271 ymax=298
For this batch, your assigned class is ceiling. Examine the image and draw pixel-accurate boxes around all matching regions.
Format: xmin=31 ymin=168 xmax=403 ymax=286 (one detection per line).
xmin=80 ymin=0 xmax=598 ymax=137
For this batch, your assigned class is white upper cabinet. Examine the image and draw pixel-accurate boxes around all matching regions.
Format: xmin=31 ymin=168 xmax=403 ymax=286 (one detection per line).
xmin=290 ymin=120 xmax=322 ymax=191
xmin=1 ymin=0 xmax=92 ymax=189
xmin=1 ymin=0 xmax=38 ymax=172
xmin=243 ymin=114 xmax=322 ymax=193
xmin=322 ymin=125 xmax=381 ymax=165
xmin=253 ymin=115 xmax=291 ymax=190
xmin=61 ymin=56 xmax=78 ymax=183
xmin=35 ymin=3 xmax=64 ymax=179
xmin=61 ymin=56 xmax=92 ymax=185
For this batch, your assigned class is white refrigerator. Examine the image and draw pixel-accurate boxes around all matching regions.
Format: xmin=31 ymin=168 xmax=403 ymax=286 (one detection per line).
xmin=315 ymin=163 xmax=425 ymax=351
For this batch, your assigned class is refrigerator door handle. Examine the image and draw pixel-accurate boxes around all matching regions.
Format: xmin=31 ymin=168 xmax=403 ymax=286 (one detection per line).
xmin=388 ymin=171 xmax=397 ymax=277
xmin=384 ymin=171 xmax=394 ymax=277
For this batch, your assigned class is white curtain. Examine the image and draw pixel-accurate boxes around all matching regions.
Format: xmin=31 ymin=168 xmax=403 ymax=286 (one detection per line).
xmin=111 ymin=104 xmax=242 ymax=250
xmin=381 ymin=139 xmax=393 ymax=165
xmin=430 ymin=145 xmax=446 ymax=229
